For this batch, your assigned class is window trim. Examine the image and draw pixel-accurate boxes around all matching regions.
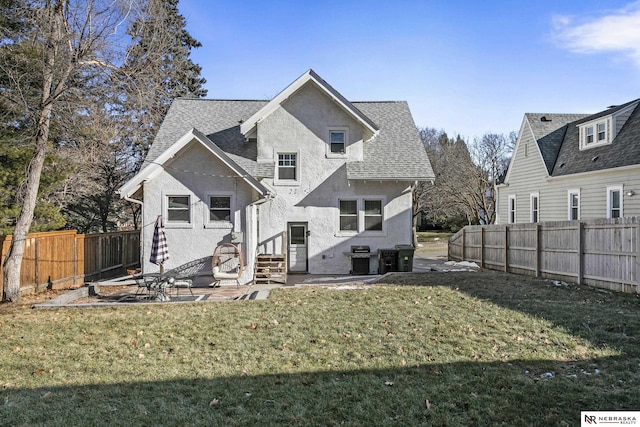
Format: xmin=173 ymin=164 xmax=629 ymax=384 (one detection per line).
xmin=508 ymin=195 xmax=516 ymax=224
xmin=205 ymin=193 xmax=234 ymax=229
xmin=530 ymin=192 xmax=539 ymax=223
xmin=326 ymin=127 xmax=348 ymax=158
xmin=567 ymin=189 xmax=580 ymax=221
xmin=607 ymin=185 xmax=623 ymax=219
xmin=579 ymin=117 xmax=611 ymax=150
xmin=165 ymin=194 xmax=193 ymax=229
xmin=274 ymin=151 xmax=300 ymax=186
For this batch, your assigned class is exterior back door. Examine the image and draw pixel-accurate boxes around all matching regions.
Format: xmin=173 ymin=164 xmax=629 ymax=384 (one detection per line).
xmin=288 ymin=223 xmax=308 ymax=273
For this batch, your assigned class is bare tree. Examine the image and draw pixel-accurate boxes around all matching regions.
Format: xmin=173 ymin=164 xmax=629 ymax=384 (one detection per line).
xmin=1 ymin=0 xmax=134 ymax=302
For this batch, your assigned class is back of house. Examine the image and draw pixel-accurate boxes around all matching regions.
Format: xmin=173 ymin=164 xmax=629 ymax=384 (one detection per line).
xmin=119 ymin=70 xmax=434 ymax=283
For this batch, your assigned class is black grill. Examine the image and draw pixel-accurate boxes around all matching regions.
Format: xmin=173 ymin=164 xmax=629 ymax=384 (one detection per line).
xmin=350 ymin=246 xmax=370 ymax=274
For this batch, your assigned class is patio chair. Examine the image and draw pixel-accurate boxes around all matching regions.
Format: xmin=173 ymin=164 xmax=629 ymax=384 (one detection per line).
xmin=211 ymin=243 xmax=244 ymax=288
xmin=137 ymin=257 xmax=211 ymax=300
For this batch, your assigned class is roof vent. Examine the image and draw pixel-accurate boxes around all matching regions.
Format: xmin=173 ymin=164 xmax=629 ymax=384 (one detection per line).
xmin=607 ymin=105 xmax=618 ymax=109
xmin=592 ymin=156 xmax=599 ymax=162
xmin=540 ymin=116 xmax=552 ymax=122
xmin=559 ymin=162 xmax=565 ymax=168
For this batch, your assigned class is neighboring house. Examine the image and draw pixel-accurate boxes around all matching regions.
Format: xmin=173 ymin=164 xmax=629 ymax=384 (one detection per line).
xmin=496 ymin=98 xmax=640 ymax=224
xmin=119 ymin=70 xmax=434 ymax=283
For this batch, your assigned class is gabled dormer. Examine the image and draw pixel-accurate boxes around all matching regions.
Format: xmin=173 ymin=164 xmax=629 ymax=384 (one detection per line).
xmin=578 ymin=100 xmax=640 ymax=150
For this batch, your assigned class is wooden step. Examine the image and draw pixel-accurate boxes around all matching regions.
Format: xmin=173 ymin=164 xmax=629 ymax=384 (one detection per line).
xmin=254 ymin=254 xmax=287 ymax=285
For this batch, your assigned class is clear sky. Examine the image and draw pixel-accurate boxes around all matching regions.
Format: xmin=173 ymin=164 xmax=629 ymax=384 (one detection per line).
xmin=178 ymin=0 xmax=640 ymax=140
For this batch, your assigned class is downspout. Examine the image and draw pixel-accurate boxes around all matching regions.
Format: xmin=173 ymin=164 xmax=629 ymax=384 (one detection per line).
xmin=123 ymin=194 xmax=144 ymax=274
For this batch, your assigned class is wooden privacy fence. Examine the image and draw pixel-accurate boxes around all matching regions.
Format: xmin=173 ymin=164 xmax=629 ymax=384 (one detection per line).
xmin=448 ymin=217 xmax=640 ymax=293
xmin=0 ymin=230 xmax=140 ymax=295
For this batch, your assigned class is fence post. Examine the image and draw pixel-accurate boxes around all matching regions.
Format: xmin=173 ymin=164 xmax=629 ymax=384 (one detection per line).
xmin=578 ymin=222 xmax=584 ymax=285
xmin=504 ymin=225 xmax=509 ymax=273
xmin=461 ymin=228 xmax=466 ymax=261
xmin=535 ymin=223 xmax=540 ymax=278
xmin=97 ymin=236 xmax=103 ymax=280
xmin=636 ymin=220 xmax=640 ymax=293
xmin=479 ymin=226 xmax=484 ymax=268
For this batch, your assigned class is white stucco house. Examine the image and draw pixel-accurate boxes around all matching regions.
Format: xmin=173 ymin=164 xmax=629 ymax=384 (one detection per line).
xmin=118 ymin=70 xmax=434 ymax=284
xmin=496 ymin=98 xmax=640 ymax=224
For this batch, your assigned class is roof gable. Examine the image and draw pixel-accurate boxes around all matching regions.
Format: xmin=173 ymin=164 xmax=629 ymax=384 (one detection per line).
xmin=119 ymin=128 xmax=270 ymax=198
xmin=239 ymin=69 xmax=379 ymax=136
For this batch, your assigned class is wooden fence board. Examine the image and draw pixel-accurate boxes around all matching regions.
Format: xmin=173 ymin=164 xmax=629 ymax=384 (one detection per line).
xmin=449 ymin=217 xmax=640 ymax=293
xmin=1 ymin=230 xmax=140 ymax=296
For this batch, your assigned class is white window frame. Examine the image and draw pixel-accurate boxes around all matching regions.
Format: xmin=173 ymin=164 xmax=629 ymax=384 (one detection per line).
xmin=165 ymin=194 xmax=193 ymax=228
xmin=579 ymin=117 xmax=611 ymax=150
xmin=607 ymin=185 xmax=623 ymax=219
xmin=567 ymin=189 xmax=580 ymax=221
xmin=205 ymin=193 xmax=234 ymax=229
xmin=508 ymin=195 xmax=516 ymax=224
xmin=530 ymin=192 xmax=539 ymax=223
xmin=326 ymin=127 xmax=348 ymax=158
xmin=363 ymin=199 xmax=384 ymax=231
xmin=338 ymin=199 xmax=358 ymax=233
xmin=274 ymin=151 xmax=300 ymax=186
xmin=336 ymin=197 xmax=386 ymax=236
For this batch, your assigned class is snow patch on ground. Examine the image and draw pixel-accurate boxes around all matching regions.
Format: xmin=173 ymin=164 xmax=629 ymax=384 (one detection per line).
xmin=444 ymin=261 xmax=479 ymax=268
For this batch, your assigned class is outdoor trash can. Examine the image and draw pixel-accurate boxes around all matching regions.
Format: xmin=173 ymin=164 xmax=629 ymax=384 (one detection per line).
xmin=395 ymin=245 xmax=415 ymax=272
xmin=378 ymin=249 xmax=398 ymax=274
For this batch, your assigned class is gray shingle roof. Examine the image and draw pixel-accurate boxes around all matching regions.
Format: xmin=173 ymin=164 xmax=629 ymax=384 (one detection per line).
xmin=525 ymin=113 xmax=589 ymax=174
xmin=552 ymin=100 xmax=640 ymax=176
xmin=144 ymin=98 xmax=434 ymax=182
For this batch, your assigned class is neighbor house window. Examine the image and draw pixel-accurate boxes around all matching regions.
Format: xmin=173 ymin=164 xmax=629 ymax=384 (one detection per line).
xmin=339 ymin=200 xmax=358 ymax=231
xmin=209 ymin=196 xmax=231 ymax=222
xmin=508 ymin=195 xmax=516 ymax=224
xmin=568 ymin=190 xmax=580 ymax=220
xmin=277 ymin=153 xmax=297 ymax=181
xmin=530 ymin=193 xmax=539 ymax=223
xmin=607 ymin=185 xmax=623 ymax=219
xmin=167 ymin=195 xmax=191 ymax=223
xmin=580 ymin=118 xmax=611 ymax=150
xmin=364 ymin=200 xmax=383 ymax=231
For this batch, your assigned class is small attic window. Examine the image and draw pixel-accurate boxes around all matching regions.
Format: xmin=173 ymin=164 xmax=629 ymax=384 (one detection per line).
xmin=579 ymin=117 xmax=612 ymax=150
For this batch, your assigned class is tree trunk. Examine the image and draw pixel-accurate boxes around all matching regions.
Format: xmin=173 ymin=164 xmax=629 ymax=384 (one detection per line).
xmin=2 ymin=3 xmax=62 ymax=302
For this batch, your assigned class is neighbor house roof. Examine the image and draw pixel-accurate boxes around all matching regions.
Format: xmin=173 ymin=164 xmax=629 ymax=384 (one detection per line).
xmin=521 ymin=99 xmax=640 ymax=178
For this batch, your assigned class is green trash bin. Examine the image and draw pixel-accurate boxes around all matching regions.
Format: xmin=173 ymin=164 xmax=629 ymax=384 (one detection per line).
xmin=395 ymin=245 xmax=415 ymax=272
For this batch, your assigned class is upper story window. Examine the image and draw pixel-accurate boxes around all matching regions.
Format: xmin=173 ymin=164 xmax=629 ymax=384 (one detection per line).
xmin=326 ymin=127 xmax=348 ymax=158
xmin=276 ymin=153 xmax=298 ymax=183
xmin=579 ymin=117 xmax=611 ymax=150
xmin=330 ymin=131 xmax=345 ymax=154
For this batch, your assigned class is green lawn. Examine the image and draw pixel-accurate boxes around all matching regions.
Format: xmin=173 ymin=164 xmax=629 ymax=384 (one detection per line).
xmin=1 ymin=271 xmax=639 ymax=426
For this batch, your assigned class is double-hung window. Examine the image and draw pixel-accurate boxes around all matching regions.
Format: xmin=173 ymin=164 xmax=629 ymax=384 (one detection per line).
xmin=364 ymin=200 xmax=383 ymax=231
xmin=330 ymin=130 xmax=346 ymax=154
xmin=580 ymin=118 xmax=611 ymax=150
xmin=209 ymin=196 xmax=231 ymax=222
xmin=339 ymin=200 xmax=358 ymax=231
xmin=508 ymin=195 xmax=516 ymax=224
xmin=277 ymin=153 xmax=297 ymax=181
xmin=568 ymin=190 xmax=580 ymax=220
xmin=530 ymin=193 xmax=539 ymax=223
xmin=167 ymin=195 xmax=191 ymax=224
xmin=607 ymin=186 xmax=623 ymax=219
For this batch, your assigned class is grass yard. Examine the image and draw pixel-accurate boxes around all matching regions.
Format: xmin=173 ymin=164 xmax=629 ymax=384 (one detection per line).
xmin=416 ymin=231 xmax=451 ymax=256
xmin=1 ymin=270 xmax=639 ymax=426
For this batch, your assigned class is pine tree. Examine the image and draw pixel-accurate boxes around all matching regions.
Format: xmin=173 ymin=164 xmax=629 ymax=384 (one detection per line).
xmin=119 ymin=0 xmax=207 ymax=167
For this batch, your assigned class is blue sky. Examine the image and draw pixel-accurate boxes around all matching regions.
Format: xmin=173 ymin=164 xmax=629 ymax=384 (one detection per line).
xmin=178 ymin=0 xmax=640 ymax=139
